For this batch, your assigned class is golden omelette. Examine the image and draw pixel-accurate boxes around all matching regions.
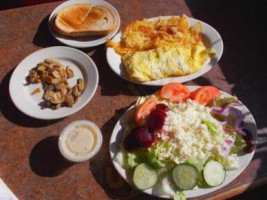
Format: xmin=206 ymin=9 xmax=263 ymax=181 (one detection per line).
xmin=107 ymin=15 xmax=216 ymax=82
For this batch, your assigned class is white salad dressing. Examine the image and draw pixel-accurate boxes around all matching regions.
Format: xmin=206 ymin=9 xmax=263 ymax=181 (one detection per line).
xmin=59 ymin=120 xmax=102 ymax=162
xmin=66 ymin=126 xmax=97 ymax=154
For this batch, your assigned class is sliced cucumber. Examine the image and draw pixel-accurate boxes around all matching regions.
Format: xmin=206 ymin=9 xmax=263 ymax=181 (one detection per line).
xmin=172 ymin=164 xmax=198 ymax=190
xmin=203 ymin=160 xmax=226 ymax=187
xmin=133 ymin=163 xmax=158 ymax=190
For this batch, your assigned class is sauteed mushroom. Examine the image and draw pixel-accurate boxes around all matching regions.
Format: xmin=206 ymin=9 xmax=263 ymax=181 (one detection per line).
xmin=26 ymin=58 xmax=86 ymax=110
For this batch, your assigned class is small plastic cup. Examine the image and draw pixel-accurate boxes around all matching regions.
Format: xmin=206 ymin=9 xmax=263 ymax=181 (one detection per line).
xmin=58 ymin=120 xmax=103 ymax=162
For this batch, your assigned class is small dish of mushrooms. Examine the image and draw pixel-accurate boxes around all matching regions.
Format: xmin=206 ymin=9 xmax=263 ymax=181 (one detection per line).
xmin=9 ymin=46 xmax=99 ymax=119
xmin=27 ymin=58 xmax=86 ymax=110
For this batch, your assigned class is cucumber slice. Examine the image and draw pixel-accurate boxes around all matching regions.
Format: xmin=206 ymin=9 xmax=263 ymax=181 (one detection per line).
xmin=172 ymin=164 xmax=198 ymax=190
xmin=203 ymin=160 xmax=226 ymax=187
xmin=133 ymin=163 xmax=158 ymax=190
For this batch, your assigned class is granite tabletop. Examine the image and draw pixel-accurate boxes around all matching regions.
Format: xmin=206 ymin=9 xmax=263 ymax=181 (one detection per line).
xmin=0 ymin=0 xmax=267 ymax=199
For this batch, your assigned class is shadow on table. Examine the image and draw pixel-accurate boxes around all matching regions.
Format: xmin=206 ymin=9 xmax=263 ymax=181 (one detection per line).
xmin=186 ymin=0 xmax=267 ymax=199
xmin=29 ymin=135 xmax=73 ymax=177
xmin=229 ymin=144 xmax=267 ymax=199
xmin=191 ymin=76 xmax=213 ymax=86
xmin=90 ymin=106 xmax=145 ymax=199
xmin=0 ymin=67 xmax=61 ymax=128
xmin=186 ymin=0 xmax=267 ymax=128
xmin=33 ymin=15 xmax=61 ymax=48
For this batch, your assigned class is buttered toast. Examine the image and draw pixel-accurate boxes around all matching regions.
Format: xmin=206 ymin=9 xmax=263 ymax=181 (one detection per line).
xmin=53 ymin=4 xmax=116 ymax=37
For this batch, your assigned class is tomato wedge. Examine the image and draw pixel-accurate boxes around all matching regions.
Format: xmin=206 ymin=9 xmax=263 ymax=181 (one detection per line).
xmin=191 ymin=86 xmax=221 ymax=105
xmin=134 ymin=98 xmax=157 ymax=124
xmin=159 ymin=82 xmax=191 ymax=103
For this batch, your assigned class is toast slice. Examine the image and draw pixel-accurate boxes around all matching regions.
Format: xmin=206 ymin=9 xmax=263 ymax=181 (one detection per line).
xmin=53 ymin=4 xmax=116 ymax=37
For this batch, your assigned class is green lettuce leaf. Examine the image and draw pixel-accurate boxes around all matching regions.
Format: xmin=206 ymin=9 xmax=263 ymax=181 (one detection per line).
xmin=174 ymin=191 xmax=186 ymax=200
xmin=148 ymin=141 xmax=176 ymax=169
xmin=231 ymin=135 xmax=246 ymax=153
xmin=215 ymin=96 xmax=238 ymax=107
xmin=201 ymin=120 xmax=218 ymax=136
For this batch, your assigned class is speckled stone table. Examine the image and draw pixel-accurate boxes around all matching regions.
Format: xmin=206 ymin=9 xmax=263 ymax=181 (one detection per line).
xmin=1 ymin=0 xmax=267 ymax=199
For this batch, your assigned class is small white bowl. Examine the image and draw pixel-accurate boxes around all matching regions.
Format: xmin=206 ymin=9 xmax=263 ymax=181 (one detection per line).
xmin=59 ymin=120 xmax=103 ymax=162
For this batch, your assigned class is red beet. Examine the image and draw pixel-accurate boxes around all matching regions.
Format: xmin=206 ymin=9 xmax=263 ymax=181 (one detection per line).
xmin=154 ymin=103 xmax=170 ymax=112
xmin=147 ymin=109 xmax=166 ymax=131
xmin=123 ymin=127 xmax=141 ymax=151
xmin=134 ymin=126 xmax=156 ymax=148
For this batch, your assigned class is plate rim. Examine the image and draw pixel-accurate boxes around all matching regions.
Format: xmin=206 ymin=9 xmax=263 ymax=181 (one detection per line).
xmin=106 ymin=16 xmax=224 ymax=86
xmin=109 ymin=86 xmax=257 ymax=198
xmin=9 ymin=46 xmax=99 ymax=120
xmin=48 ymin=0 xmax=121 ymax=48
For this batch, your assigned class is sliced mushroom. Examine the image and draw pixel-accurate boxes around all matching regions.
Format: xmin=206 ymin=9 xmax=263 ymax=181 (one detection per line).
xmin=51 ymin=70 xmax=61 ymax=78
xmin=67 ymin=88 xmax=73 ymax=95
xmin=66 ymin=67 xmax=74 ymax=78
xmin=59 ymin=68 xmax=67 ymax=78
xmin=77 ymin=79 xmax=85 ymax=91
xmin=74 ymin=96 xmax=79 ymax=103
xmin=52 ymin=65 xmax=62 ymax=71
xmin=45 ymin=58 xmax=63 ymax=67
xmin=72 ymin=85 xmax=81 ymax=97
xmin=37 ymin=61 xmax=49 ymax=67
xmin=39 ymin=71 xmax=47 ymax=79
xmin=52 ymin=91 xmax=65 ymax=104
xmin=28 ymin=70 xmax=40 ymax=83
xmin=43 ymin=75 xmax=67 ymax=85
xmin=46 ymin=101 xmax=53 ymax=108
xmin=43 ymin=89 xmax=64 ymax=104
xmin=43 ymin=89 xmax=54 ymax=101
xmin=55 ymin=83 xmax=68 ymax=96
xmin=52 ymin=103 xmax=62 ymax=110
xmin=37 ymin=65 xmax=46 ymax=72
xmin=65 ymin=94 xmax=75 ymax=107
xmin=31 ymin=88 xmax=41 ymax=95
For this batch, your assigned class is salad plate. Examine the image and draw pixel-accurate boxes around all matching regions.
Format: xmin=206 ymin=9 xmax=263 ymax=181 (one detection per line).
xmin=48 ymin=0 xmax=121 ymax=48
xmin=106 ymin=16 xmax=223 ymax=86
xmin=109 ymin=85 xmax=257 ymax=198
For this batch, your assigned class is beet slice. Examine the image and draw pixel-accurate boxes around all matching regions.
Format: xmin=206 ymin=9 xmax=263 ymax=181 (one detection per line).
xmin=134 ymin=126 xmax=156 ymax=148
xmin=154 ymin=103 xmax=170 ymax=112
xmin=123 ymin=127 xmax=142 ymax=151
xmin=147 ymin=109 xmax=166 ymax=131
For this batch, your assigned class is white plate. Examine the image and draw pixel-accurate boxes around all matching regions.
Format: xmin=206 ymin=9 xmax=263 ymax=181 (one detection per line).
xmin=106 ymin=16 xmax=223 ymax=86
xmin=48 ymin=0 xmax=121 ymax=48
xmin=109 ymin=86 xmax=257 ymax=198
xmin=9 ymin=46 xmax=99 ymax=120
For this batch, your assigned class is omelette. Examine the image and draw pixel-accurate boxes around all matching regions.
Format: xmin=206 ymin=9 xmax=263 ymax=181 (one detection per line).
xmin=107 ymin=15 xmax=216 ymax=82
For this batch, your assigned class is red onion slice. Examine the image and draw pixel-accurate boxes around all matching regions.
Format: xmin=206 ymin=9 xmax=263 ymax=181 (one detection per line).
xmin=211 ymin=101 xmax=247 ymax=136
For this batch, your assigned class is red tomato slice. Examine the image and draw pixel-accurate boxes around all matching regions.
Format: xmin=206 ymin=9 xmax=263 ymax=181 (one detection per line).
xmin=191 ymin=86 xmax=221 ymax=105
xmin=159 ymin=82 xmax=191 ymax=103
xmin=134 ymin=98 xmax=157 ymax=124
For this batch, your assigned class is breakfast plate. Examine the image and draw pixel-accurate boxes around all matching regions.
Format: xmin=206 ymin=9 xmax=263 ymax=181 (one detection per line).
xmin=48 ymin=0 xmax=121 ymax=48
xmin=9 ymin=46 xmax=99 ymax=120
xmin=106 ymin=16 xmax=223 ymax=86
xmin=109 ymin=86 xmax=257 ymax=198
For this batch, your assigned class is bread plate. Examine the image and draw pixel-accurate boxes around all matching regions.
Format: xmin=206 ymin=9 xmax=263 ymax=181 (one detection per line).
xmin=106 ymin=16 xmax=223 ymax=86
xmin=9 ymin=46 xmax=99 ymax=120
xmin=109 ymin=86 xmax=257 ymax=198
xmin=48 ymin=0 xmax=120 ymax=48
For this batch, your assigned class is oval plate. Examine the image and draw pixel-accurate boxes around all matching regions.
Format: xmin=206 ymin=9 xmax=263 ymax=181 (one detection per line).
xmin=106 ymin=16 xmax=223 ymax=86
xmin=48 ymin=0 xmax=121 ymax=48
xmin=9 ymin=46 xmax=99 ymax=120
xmin=109 ymin=86 xmax=257 ymax=198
